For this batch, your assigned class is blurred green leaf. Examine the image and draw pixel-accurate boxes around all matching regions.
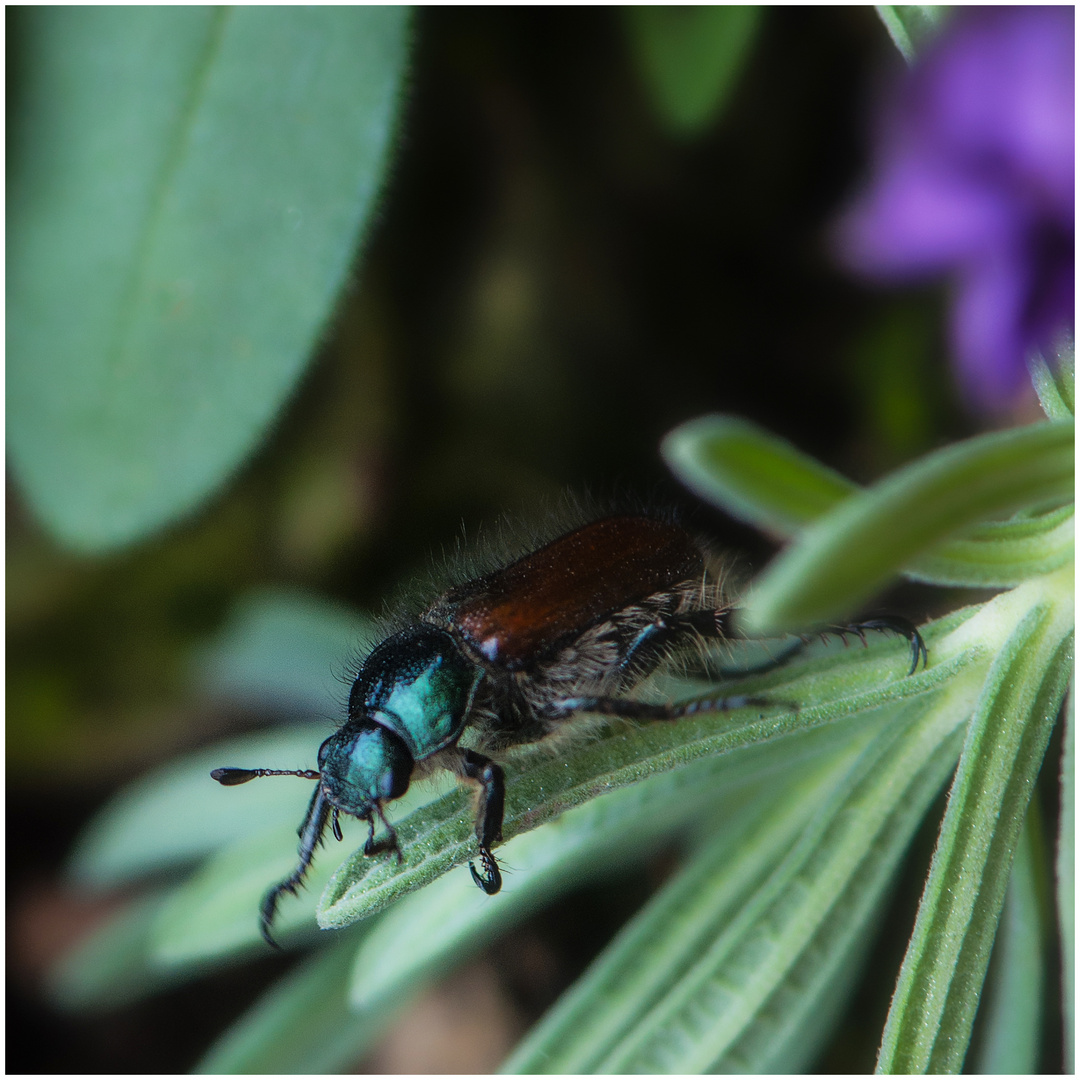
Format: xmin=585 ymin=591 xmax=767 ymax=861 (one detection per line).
xmin=662 ymin=415 xmax=856 ymax=539
xmin=8 ymin=7 xmax=410 ymax=551
xmin=877 ymin=570 xmax=1073 ymax=1072
xmin=742 ymin=420 xmax=1073 ymax=633
xmin=875 ymin=6 xmax=948 ymax=64
xmin=48 ymin=891 xmax=183 ymax=1011
xmin=664 ymin=415 xmax=1075 ymax=590
xmin=624 ymin=6 xmax=762 ymax=138
xmin=903 ymin=505 xmax=1074 ymax=588
xmin=69 ymin=727 xmax=331 ymax=889
xmin=973 ymin=809 xmax=1046 ymax=1074
xmin=194 ymin=934 xmax=397 ymax=1075
xmin=190 ymin=587 xmax=374 ymax=717
xmin=149 ymin=824 xmax=349 ymax=963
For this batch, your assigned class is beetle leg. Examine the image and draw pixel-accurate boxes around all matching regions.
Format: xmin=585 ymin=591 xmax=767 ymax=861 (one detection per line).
xmin=617 ymin=607 xmax=736 ymax=677
xmin=363 ymin=804 xmax=404 ymax=864
xmin=259 ymin=786 xmax=331 ymax=949
xmin=628 ymin=609 xmax=926 ymax=679
xmin=331 ymin=807 xmax=343 ymax=842
xmin=735 ymin=614 xmax=928 ymax=676
xmin=459 ymin=748 xmax=504 ymax=895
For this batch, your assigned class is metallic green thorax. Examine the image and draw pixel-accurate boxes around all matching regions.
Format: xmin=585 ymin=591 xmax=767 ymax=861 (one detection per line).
xmin=352 ymin=626 xmax=483 ymax=759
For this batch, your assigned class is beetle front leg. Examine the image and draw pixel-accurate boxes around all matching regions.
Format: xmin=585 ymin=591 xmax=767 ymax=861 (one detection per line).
xmin=459 ymin=747 xmax=505 ymax=895
xmin=259 ymin=786 xmax=331 ymax=948
xmin=363 ymin=804 xmax=404 ymax=864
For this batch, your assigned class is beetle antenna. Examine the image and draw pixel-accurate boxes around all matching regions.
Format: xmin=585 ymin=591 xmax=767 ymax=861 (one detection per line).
xmin=211 ymin=767 xmax=320 ymax=786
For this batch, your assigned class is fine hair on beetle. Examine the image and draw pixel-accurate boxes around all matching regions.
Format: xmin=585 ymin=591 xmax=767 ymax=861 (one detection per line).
xmin=213 ymin=492 xmax=927 ymax=946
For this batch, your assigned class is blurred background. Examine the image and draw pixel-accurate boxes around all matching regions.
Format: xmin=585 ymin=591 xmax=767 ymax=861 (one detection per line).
xmin=8 ymin=7 xmax=1036 ymax=1072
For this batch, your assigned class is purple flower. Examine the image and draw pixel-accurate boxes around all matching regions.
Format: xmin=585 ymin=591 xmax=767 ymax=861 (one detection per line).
xmin=836 ymin=6 xmax=1074 ymax=413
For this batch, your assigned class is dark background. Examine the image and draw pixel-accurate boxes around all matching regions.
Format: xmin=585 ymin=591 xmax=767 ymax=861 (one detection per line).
xmin=11 ymin=8 xmax=1041 ymax=1073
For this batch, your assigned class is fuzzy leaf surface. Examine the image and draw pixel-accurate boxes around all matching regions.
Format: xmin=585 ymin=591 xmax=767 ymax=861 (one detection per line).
xmin=8 ymin=7 xmax=409 ymax=550
xmin=972 ymin=811 xmax=1046 ymax=1074
xmin=664 ymin=415 xmax=1074 ymax=589
xmin=743 ymin=421 xmax=1073 ymax=632
xmin=877 ymin=566 xmax=1073 ymax=1072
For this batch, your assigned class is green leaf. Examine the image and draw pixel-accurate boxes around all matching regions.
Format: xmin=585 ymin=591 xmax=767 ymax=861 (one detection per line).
xmin=506 ymin=691 xmax=969 ymax=1073
xmin=663 ymin=414 xmax=1075 ymax=590
xmin=149 ymin=826 xmax=333 ymax=962
xmin=47 ymin=891 xmax=184 ymax=1011
xmin=624 ymin=6 xmax=763 ymax=138
xmin=1030 ymin=349 xmax=1075 ymax=421
xmin=1059 ymin=690 xmax=1075 ymax=1073
xmin=743 ymin=420 xmax=1073 ymax=633
xmin=147 ymin=772 xmax=455 ymax=962
xmin=877 ymin=568 xmax=1073 ymax=1073
xmin=189 ymin=587 xmax=374 ymax=717
xmin=68 ymin=727 xmax=333 ymax=889
xmin=874 ymin=6 xmax=947 ymax=64
xmin=661 ymin=415 xmax=857 ymax=540
xmin=319 ymin=609 xmax=976 ymax=930
xmin=194 ymin=934 xmax=398 ymax=1075
xmin=972 ymin=808 xmax=1047 ymax=1074
xmin=8 ymin=7 xmax=410 ymax=551
xmin=902 ymin=505 xmax=1074 ymax=589
xmin=347 ymin=744 xmax=839 ymax=1012
xmin=501 ymin=748 xmax=866 ymax=1072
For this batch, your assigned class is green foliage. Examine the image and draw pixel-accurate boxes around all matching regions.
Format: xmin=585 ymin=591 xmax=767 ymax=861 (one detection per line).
xmin=973 ymin=809 xmax=1048 ymax=1074
xmin=54 ymin=353 xmax=1073 ymax=1071
xmin=624 ymin=6 xmax=763 ymax=137
xmin=8 ymin=7 xmax=410 ymax=552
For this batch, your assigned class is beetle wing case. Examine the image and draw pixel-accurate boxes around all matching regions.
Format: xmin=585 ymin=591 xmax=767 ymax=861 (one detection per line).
xmin=426 ymin=516 xmax=706 ymax=670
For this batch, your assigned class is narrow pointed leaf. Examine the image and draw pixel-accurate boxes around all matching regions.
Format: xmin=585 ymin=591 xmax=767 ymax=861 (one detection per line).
xmin=1030 ymin=351 xmax=1075 ymax=421
xmin=9 ymin=7 xmax=410 ymax=550
xmin=664 ymin=415 xmax=1074 ymax=590
xmin=625 ymin=6 xmax=763 ymax=137
xmin=743 ymin=421 xmax=1073 ymax=633
xmin=875 ymin=6 xmax=948 ymax=64
xmin=147 ymin=773 xmax=453 ymax=962
xmin=902 ymin=505 xmax=1074 ymax=588
xmin=972 ymin=810 xmax=1046 ymax=1074
xmin=509 ymin=687 xmax=971 ymax=1073
xmin=877 ymin=568 xmax=1073 ymax=1072
xmin=194 ymin=935 xmax=395 ymax=1075
xmin=501 ymin=747 xmax=874 ymax=1072
xmin=69 ymin=727 xmax=331 ymax=888
xmin=347 ymin=748 xmax=832 ymax=1012
xmin=661 ymin=415 xmax=857 ymax=539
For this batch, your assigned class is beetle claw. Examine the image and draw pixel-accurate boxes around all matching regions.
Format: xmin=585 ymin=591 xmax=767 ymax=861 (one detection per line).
xmin=469 ymin=846 xmax=502 ymax=894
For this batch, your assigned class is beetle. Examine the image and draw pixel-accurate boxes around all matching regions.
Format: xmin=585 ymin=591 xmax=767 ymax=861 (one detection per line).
xmin=213 ymin=514 xmax=926 ymax=945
